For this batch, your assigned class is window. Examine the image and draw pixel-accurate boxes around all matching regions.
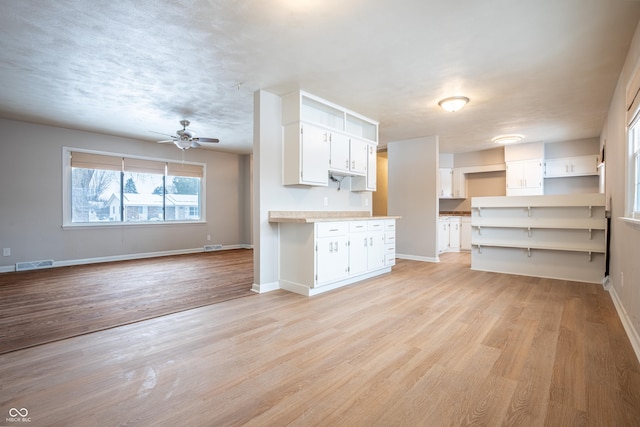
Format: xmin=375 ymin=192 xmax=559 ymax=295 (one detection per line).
xmin=66 ymin=149 xmax=204 ymax=225
xmin=626 ymin=63 xmax=640 ymax=220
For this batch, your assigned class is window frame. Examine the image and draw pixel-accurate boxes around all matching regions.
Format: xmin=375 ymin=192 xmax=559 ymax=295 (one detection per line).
xmin=62 ymin=147 xmax=206 ymax=228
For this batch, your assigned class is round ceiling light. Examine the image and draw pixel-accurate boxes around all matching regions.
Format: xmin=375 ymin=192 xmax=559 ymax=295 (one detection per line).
xmin=492 ymin=134 xmax=523 ymax=144
xmin=438 ymin=96 xmax=470 ymax=112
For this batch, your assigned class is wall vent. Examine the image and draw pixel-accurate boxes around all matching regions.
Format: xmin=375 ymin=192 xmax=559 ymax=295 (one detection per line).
xmin=16 ymin=259 xmax=54 ymax=271
xmin=204 ymin=244 xmax=223 ymax=252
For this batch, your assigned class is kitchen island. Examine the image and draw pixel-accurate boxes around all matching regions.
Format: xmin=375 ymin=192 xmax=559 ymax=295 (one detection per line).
xmin=269 ymin=211 xmax=400 ymax=296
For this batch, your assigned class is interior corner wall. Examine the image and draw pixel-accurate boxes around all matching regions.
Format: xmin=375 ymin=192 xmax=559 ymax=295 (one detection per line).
xmin=602 ymin=19 xmax=640 ymax=359
xmin=0 ymin=118 xmax=251 ymax=269
xmin=387 ymin=136 xmax=439 ymax=261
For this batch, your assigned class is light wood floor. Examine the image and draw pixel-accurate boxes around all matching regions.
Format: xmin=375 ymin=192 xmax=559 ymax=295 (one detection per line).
xmin=1 ymin=252 xmax=639 ymax=426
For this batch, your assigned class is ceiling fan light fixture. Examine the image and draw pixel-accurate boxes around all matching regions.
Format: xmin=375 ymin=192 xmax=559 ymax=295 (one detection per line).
xmin=176 ymin=139 xmax=192 ymax=150
xmin=492 ymin=134 xmax=523 ymax=145
xmin=438 ymin=96 xmax=469 ymax=112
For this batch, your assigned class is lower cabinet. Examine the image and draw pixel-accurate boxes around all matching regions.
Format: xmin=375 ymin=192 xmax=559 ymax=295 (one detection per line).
xmin=279 ymin=219 xmax=396 ymax=295
xmin=438 ymin=216 xmax=468 ymax=254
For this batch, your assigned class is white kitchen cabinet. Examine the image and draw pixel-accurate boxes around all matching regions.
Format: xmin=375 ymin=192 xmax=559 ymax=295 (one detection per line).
xmin=348 ymin=221 xmax=368 ymax=276
xmin=449 ymin=217 xmax=461 ymax=252
xmin=452 ymin=169 xmax=466 ymax=198
xmin=366 ymin=220 xmax=386 ymax=271
xmin=438 ymin=217 xmax=450 ymax=253
xmin=439 ymin=168 xmax=466 ymax=198
xmin=283 ymin=122 xmax=330 ymax=186
xmin=506 ymin=159 xmax=543 ymax=196
xmin=439 ymin=168 xmax=453 ymax=198
xmin=283 ymin=91 xmax=378 ymax=189
xmin=544 ymin=155 xmax=599 ymax=178
xmin=352 ymin=143 xmax=377 ymax=192
xmin=384 ymin=219 xmax=396 ymax=266
xmin=277 ymin=217 xmax=397 ymax=296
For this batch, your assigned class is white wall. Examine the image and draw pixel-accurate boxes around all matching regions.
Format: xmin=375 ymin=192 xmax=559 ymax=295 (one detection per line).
xmin=0 ymin=118 xmax=251 ymax=269
xmin=252 ymin=90 xmax=372 ymax=292
xmin=388 ymin=136 xmax=439 ymax=261
xmin=602 ymin=19 xmax=640 ymax=359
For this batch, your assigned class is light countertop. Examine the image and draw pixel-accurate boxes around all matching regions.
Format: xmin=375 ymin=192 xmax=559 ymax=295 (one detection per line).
xmin=269 ymin=211 xmax=401 ymax=223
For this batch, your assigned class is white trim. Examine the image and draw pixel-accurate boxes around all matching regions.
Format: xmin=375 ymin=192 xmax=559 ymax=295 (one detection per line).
xmin=396 ymin=253 xmax=440 ymax=263
xmin=251 ymin=281 xmax=280 ymax=293
xmin=280 ymin=267 xmax=392 ymax=296
xmin=620 ymin=216 xmax=640 ymax=229
xmin=608 ymin=284 xmax=640 ymax=364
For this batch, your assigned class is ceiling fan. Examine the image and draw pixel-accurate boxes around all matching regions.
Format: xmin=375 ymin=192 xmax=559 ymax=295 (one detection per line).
xmin=155 ymin=120 xmax=219 ymax=150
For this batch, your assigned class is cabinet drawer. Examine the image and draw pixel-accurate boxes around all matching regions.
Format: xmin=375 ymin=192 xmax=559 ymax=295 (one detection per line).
xmin=368 ymin=220 xmax=385 ymax=231
xmin=384 ymin=220 xmax=396 ymax=232
xmin=316 ymin=222 xmax=348 ymax=238
xmin=384 ymin=251 xmax=396 ymax=266
xmin=384 ymin=232 xmax=396 ymax=244
xmin=348 ymin=221 xmax=368 ymax=233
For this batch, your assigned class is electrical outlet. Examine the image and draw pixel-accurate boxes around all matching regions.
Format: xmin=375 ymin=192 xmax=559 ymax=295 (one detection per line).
xmin=323 ymin=197 xmax=329 ymax=207
xmin=3 ymin=248 xmax=10 ymax=257
xmin=207 ymin=235 xmax=211 ymax=241
xmin=621 ymin=271 xmax=624 ymax=287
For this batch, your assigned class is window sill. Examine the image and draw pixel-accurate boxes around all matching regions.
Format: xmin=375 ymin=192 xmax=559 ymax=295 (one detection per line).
xmin=62 ymin=220 xmax=206 ymax=230
xmin=619 ymin=216 xmax=640 ymax=229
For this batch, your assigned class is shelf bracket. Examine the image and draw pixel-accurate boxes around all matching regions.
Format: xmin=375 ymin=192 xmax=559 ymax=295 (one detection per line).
xmin=588 ymin=205 xmax=592 ymax=217
xmin=527 ymin=206 xmax=532 ymax=217
xmin=477 ymin=245 xmax=482 ymax=254
xmin=588 ymin=251 xmax=592 ymax=262
xmin=477 ymin=207 xmax=482 ymax=217
xmin=588 ymin=228 xmax=593 ymax=240
xmin=527 ymin=248 xmax=531 ymax=257
xmin=527 ymin=227 xmax=532 ymax=237
xmin=477 ymin=226 xmax=482 ymax=235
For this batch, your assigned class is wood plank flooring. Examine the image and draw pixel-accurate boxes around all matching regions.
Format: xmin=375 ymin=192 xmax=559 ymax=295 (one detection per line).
xmin=0 ymin=249 xmax=254 ymax=354
xmin=1 ymin=252 xmax=639 ymax=426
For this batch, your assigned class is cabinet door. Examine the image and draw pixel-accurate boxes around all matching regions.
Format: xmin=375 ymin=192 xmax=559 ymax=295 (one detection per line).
xmin=329 ymin=132 xmax=350 ymax=174
xmin=452 ymin=168 xmax=466 ymax=198
xmin=449 ymin=219 xmax=461 ymax=251
xmin=506 ymin=162 xmax=524 ymax=190
xmin=349 ymin=138 xmax=367 ymax=175
xmin=366 ymin=231 xmax=386 ymax=270
xmin=544 ymin=158 xmax=569 ymax=177
xmin=316 ymin=236 xmax=349 ymax=286
xmin=522 ymin=160 xmax=543 ymax=189
xmin=301 ymin=123 xmax=330 ymax=185
xmin=438 ymin=218 xmax=450 ymax=253
xmin=439 ymin=168 xmax=453 ymax=198
xmin=366 ymin=144 xmax=377 ymax=191
xmin=349 ymin=231 xmax=368 ymax=276
xmin=569 ymin=155 xmax=598 ymax=176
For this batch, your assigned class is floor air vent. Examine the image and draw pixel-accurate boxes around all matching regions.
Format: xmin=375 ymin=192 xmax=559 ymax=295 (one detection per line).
xmin=204 ymin=244 xmax=223 ymax=252
xmin=16 ymin=259 xmax=54 ymax=271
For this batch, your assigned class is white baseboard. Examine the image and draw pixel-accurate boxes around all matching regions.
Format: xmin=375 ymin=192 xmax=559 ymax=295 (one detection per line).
xmin=608 ymin=284 xmax=640 ymax=364
xmin=396 ymin=253 xmax=440 ymax=263
xmin=252 ymin=281 xmax=280 ymax=293
xmin=0 ymin=245 xmax=251 ymax=273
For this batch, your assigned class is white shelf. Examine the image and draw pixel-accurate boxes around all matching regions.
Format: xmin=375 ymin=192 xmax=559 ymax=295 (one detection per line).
xmin=470 ymin=194 xmax=606 ymax=283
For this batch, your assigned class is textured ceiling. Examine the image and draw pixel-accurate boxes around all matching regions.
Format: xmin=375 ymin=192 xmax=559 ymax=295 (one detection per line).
xmin=1 ymin=0 xmax=639 ymax=154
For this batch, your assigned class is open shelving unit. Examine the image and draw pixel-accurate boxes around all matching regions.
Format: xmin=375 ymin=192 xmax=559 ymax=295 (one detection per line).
xmin=470 ymin=193 xmax=606 ymax=283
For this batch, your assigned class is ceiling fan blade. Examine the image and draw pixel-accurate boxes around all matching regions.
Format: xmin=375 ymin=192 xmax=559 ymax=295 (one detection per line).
xmin=194 ymin=137 xmax=219 ymax=143
xmin=191 ymin=141 xmax=202 ymax=148
xmin=150 ymin=130 xmax=175 ymax=138
xmin=157 ymin=139 xmax=175 ymax=143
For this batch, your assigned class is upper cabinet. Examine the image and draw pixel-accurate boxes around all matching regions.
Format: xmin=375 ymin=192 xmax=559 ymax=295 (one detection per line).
xmin=544 ymin=155 xmax=599 ymax=178
xmin=438 ymin=168 xmax=466 ymax=199
xmin=506 ymin=159 xmax=544 ymax=196
xmin=282 ymin=91 xmax=378 ymax=189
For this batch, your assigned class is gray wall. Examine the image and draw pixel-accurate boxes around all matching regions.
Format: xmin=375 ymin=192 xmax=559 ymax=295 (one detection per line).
xmin=388 ymin=136 xmax=439 ymax=261
xmin=602 ymin=18 xmax=640 ymax=355
xmin=0 ymin=118 xmax=251 ymax=269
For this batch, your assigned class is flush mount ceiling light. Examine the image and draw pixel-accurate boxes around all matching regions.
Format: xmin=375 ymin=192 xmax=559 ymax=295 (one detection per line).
xmin=438 ymin=96 xmax=470 ymax=112
xmin=492 ymin=134 xmax=524 ymax=144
